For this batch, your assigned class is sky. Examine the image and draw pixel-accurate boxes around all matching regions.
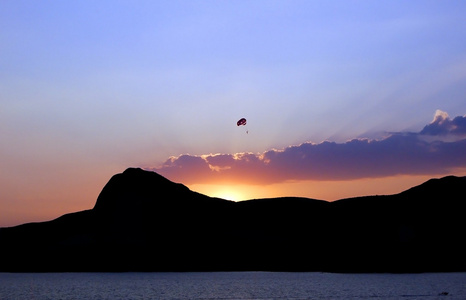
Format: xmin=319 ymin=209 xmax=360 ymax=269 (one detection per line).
xmin=1 ymin=0 xmax=466 ymax=227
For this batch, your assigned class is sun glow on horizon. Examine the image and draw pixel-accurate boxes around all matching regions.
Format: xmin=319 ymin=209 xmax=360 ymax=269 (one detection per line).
xmin=210 ymin=189 xmax=245 ymax=201
xmin=189 ymin=184 xmax=246 ymax=201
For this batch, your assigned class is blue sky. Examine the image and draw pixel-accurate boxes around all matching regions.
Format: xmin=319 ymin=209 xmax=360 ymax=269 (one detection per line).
xmin=1 ymin=1 xmax=466 ymax=226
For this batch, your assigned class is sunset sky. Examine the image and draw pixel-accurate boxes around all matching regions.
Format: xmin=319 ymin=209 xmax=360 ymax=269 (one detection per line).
xmin=2 ymin=1 xmax=466 ymax=227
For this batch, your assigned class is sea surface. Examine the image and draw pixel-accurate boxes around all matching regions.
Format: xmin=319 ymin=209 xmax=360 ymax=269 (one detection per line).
xmin=0 ymin=272 xmax=465 ymax=299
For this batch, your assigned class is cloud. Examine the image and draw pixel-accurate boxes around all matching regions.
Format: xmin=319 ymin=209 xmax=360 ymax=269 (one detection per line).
xmin=147 ymin=111 xmax=466 ymax=184
xmin=420 ymin=110 xmax=466 ymax=137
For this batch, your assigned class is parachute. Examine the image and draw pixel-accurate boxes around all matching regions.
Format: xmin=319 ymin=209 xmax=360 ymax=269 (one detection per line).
xmin=237 ymin=118 xmax=248 ymax=134
xmin=237 ymin=118 xmax=247 ymax=126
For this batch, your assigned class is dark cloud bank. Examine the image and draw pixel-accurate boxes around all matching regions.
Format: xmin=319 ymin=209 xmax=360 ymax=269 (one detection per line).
xmin=149 ymin=111 xmax=466 ymax=184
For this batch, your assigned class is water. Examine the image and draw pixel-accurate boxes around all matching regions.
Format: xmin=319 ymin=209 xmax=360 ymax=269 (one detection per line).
xmin=0 ymin=272 xmax=465 ymax=299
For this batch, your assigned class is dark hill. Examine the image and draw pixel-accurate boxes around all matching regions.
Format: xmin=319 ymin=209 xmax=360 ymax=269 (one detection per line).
xmin=0 ymin=168 xmax=465 ymax=272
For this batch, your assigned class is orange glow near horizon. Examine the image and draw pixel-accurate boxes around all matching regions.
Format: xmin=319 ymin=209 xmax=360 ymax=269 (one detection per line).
xmin=188 ymin=172 xmax=465 ymax=202
xmin=2 ymin=167 xmax=465 ymax=228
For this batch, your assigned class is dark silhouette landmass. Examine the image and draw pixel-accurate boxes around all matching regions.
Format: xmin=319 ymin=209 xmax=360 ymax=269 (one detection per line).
xmin=0 ymin=168 xmax=465 ymax=272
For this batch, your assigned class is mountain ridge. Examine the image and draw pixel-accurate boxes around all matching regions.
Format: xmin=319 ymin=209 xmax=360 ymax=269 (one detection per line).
xmin=1 ymin=167 xmax=465 ymax=272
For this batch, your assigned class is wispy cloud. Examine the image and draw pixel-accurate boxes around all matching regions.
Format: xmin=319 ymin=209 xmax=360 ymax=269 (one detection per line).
xmin=147 ymin=111 xmax=466 ymax=184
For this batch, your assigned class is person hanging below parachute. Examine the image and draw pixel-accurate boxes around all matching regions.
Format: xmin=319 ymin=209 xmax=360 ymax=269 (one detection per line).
xmin=237 ymin=117 xmax=248 ymax=134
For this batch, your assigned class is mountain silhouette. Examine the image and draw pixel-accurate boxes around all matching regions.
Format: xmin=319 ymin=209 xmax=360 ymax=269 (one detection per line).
xmin=0 ymin=168 xmax=465 ymax=272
